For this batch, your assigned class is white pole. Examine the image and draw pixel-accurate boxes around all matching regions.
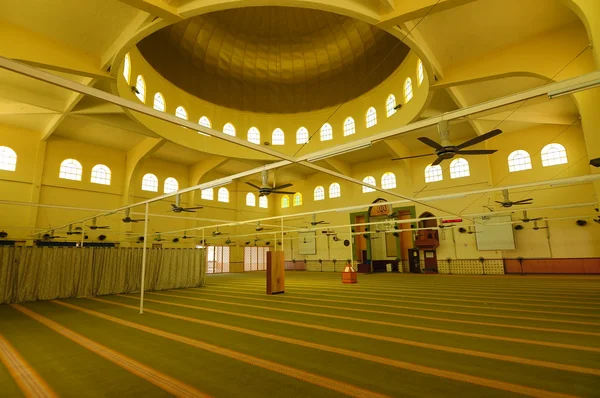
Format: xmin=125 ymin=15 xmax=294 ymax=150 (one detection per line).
xmin=139 ymin=203 xmax=149 ymax=314
xmin=349 ymin=228 xmax=354 ymax=268
xmin=280 ymin=218 xmax=284 ymax=251
xmin=80 ymin=226 xmax=85 ymax=247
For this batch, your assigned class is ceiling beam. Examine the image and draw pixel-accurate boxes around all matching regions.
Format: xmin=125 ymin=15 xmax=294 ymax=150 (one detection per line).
xmin=380 ymin=0 xmax=395 ymax=12
xmin=40 ymin=78 xmax=94 ymax=141
xmin=321 ymin=158 xmax=352 ymax=177
xmin=43 ymin=11 xmax=155 ymax=141
xmin=445 ymin=87 xmax=486 ymax=136
xmin=14 ymin=59 xmax=112 ymax=80
xmin=116 ymin=0 xmax=182 ymax=23
xmin=398 ymin=21 xmax=444 ymax=81
xmin=431 ymin=23 xmax=590 ymax=90
xmin=377 ymin=0 xmax=477 ymax=30
xmin=101 ymin=12 xmax=156 ymax=68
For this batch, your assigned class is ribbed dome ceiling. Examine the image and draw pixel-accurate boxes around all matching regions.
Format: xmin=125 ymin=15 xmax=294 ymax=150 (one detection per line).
xmin=138 ymin=7 xmax=409 ymax=113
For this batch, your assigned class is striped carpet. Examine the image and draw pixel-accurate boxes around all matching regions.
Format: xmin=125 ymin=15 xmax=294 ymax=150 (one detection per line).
xmin=0 ymin=272 xmax=599 ymax=397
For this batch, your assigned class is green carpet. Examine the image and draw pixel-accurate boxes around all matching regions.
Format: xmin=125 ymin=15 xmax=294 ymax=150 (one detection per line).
xmin=1 ymin=272 xmax=599 ymax=397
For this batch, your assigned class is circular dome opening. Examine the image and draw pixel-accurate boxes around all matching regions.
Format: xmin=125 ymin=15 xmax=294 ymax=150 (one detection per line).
xmin=137 ymin=6 xmax=409 ymax=113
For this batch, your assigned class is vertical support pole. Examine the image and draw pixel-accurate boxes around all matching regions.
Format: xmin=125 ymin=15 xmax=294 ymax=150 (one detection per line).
xmin=280 ymin=218 xmax=285 ymax=267
xmin=80 ymin=226 xmax=85 ymax=247
xmin=349 ymin=229 xmax=354 ymax=268
xmin=280 ymin=217 xmax=284 ymax=248
xmin=201 ymin=228 xmax=205 ymax=274
xmin=139 ymin=203 xmax=149 ymax=314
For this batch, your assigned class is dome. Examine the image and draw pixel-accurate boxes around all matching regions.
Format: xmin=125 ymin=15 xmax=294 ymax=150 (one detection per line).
xmin=137 ymin=6 xmax=409 ymax=114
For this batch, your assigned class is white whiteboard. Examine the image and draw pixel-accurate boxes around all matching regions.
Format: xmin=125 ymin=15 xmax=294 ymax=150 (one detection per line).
xmin=298 ymin=231 xmax=316 ymax=255
xmin=474 ymin=215 xmax=516 ymax=250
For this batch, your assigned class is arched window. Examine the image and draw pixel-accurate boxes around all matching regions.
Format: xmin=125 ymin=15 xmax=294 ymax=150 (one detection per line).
xmin=314 ymin=186 xmax=325 ymax=201
xmin=281 ymin=195 xmax=290 ymax=208
xmin=404 ymin=78 xmax=413 ymax=103
xmin=223 ymin=123 xmax=236 ymax=136
xmin=164 ymin=177 xmax=179 ymax=193
xmin=246 ymin=192 xmax=256 ymax=207
xmin=417 ymin=60 xmax=424 ymax=86
xmin=386 ymin=95 xmax=396 ymax=117
xmin=135 ymin=75 xmax=145 ymax=102
xmin=248 ymin=127 xmax=260 ymax=144
xmin=508 ymin=150 xmax=532 ymax=172
xmin=199 ymin=116 xmax=211 ymax=128
xmin=343 ymin=117 xmax=355 ymax=136
xmin=0 ymin=146 xmax=17 ymax=171
xmin=259 ymin=196 xmax=268 ymax=209
xmin=153 ymin=93 xmax=165 ymax=112
xmin=272 ymin=128 xmax=285 ymax=145
xmin=381 ymin=172 xmax=396 ymax=189
xmin=450 ymin=158 xmax=470 ymax=179
xmin=320 ymin=123 xmax=333 ymax=141
xmin=123 ymin=53 xmax=131 ymax=84
xmin=218 ymin=187 xmax=229 ymax=202
xmin=362 ymin=176 xmax=376 ymax=193
xmin=541 ymin=143 xmax=568 ymax=167
xmin=296 ymin=127 xmax=309 ymax=144
xmin=293 ymin=193 xmax=303 ymax=206
xmin=90 ymin=164 xmax=111 ymax=185
xmin=201 ymin=188 xmax=214 ymax=200
xmin=59 ymin=159 xmax=82 ymax=181
xmin=366 ymin=107 xmax=377 ymax=128
xmin=141 ymin=173 xmax=158 ymax=192
xmin=424 ymin=164 xmax=443 ymax=183
xmin=175 ymin=106 xmax=187 ymax=120
xmin=198 ymin=116 xmax=211 ymax=137
xmin=329 ymin=183 xmax=341 ymax=198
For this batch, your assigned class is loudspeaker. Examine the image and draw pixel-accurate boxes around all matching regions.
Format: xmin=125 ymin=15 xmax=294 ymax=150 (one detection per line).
xmin=590 ymin=158 xmax=600 ymax=167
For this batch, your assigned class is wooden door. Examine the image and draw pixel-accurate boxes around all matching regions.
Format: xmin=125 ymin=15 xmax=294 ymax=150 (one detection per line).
xmin=423 ymin=250 xmax=438 ymax=273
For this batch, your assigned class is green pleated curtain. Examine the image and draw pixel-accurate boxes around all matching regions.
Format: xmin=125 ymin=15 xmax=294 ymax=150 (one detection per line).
xmin=0 ymin=246 xmax=206 ymax=304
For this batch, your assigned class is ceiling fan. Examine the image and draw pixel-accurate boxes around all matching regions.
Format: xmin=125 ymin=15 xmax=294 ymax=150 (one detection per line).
xmin=87 ymin=217 xmax=110 ymax=230
xmin=181 ymin=231 xmax=195 ymax=240
xmin=246 ymin=170 xmax=294 ymax=197
xmin=66 ymin=225 xmax=83 ymax=236
xmin=42 ymin=230 xmax=65 ymax=240
xmin=532 ymin=220 xmax=548 ymax=231
xmin=438 ymin=223 xmax=456 ymax=229
xmin=392 ymin=121 xmax=502 ymax=165
xmin=154 ymin=233 xmax=167 ymax=242
xmin=122 ymin=208 xmax=146 ymax=223
xmin=496 ymin=189 xmax=533 ymax=208
xmin=308 ymin=214 xmax=328 ymax=226
xmin=212 ymin=227 xmax=229 ymax=237
xmin=171 ymin=194 xmax=203 ymax=213
xmin=519 ymin=210 xmax=543 ymax=223
xmin=255 ymin=221 xmax=272 ymax=232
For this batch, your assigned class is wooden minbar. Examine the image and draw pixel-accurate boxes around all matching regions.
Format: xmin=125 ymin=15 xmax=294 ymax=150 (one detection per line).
xmin=266 ymin=251 xmax=285 ymax=295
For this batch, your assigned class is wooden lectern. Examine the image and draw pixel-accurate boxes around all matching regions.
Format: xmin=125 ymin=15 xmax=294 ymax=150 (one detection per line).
xmin=266 ymin=251 xmax=285 ymax=295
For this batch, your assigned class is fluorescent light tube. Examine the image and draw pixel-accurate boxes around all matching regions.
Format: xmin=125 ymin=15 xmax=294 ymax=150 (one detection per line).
xmin=548 ymin=79 xmax=600 ymax=99
xmin=308 ymin=142 xmax=372 ymax=162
